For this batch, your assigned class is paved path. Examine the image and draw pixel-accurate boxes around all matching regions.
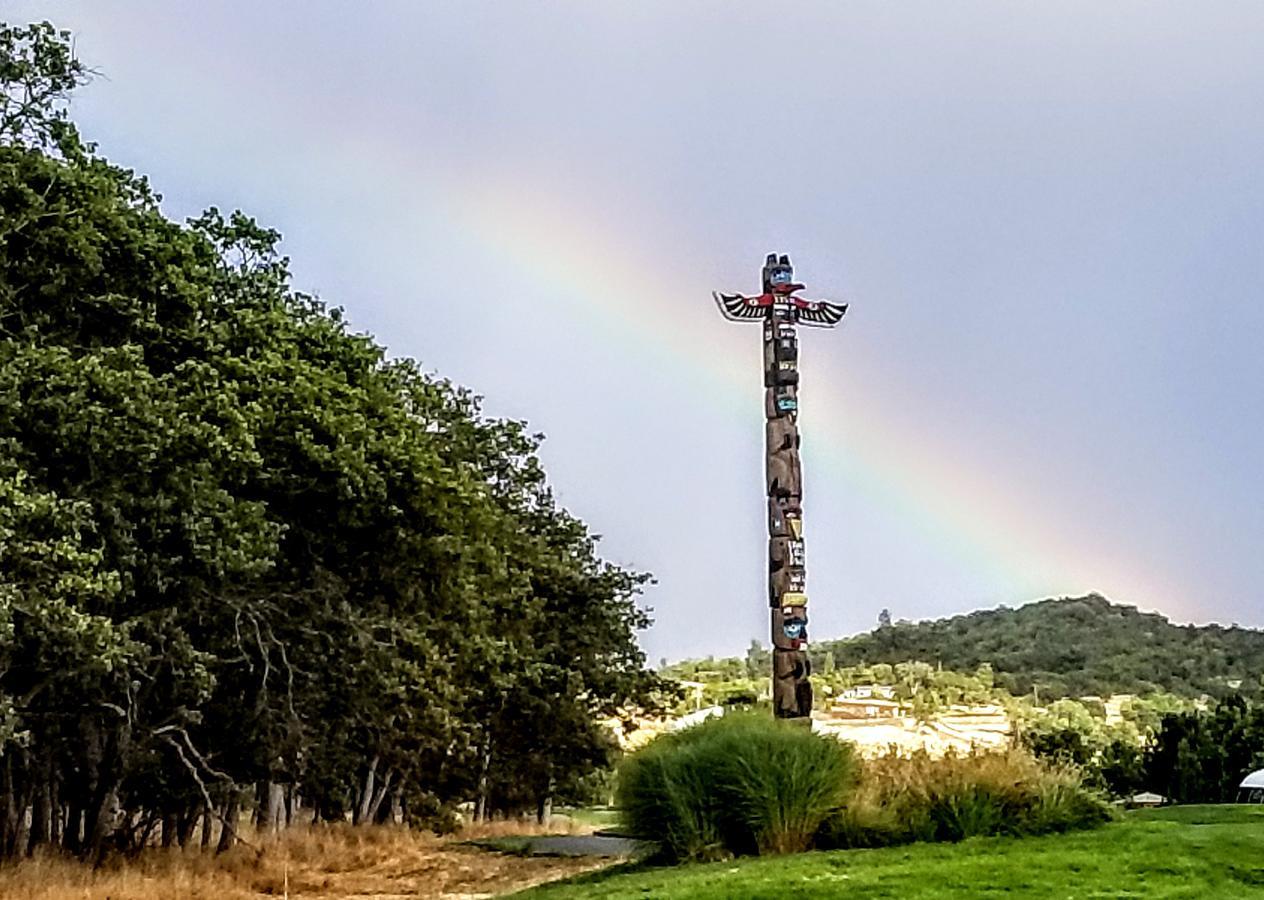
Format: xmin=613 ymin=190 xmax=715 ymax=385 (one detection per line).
xmin=477 ymin=833 xmax=651 ymax=858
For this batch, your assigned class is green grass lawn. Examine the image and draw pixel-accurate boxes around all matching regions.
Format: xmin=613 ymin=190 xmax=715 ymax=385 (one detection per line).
xmin=554 ymin=806 xmax=622 ymax=829
xmin=512 ymin=805 xmax=1264 ymax=899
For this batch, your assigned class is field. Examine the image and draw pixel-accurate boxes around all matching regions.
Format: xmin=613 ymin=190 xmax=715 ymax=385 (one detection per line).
xmin=0 ymin=820 xmax=612 ymax=900
xmin=1 ymin=805 xmax=1260 ymax=898
xmin=513 ymin=805 xmax=1264 ymax=899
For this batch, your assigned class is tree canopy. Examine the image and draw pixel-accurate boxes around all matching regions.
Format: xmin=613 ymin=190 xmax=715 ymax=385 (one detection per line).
xmin=0 ymin=21 xmax=662 ymax=858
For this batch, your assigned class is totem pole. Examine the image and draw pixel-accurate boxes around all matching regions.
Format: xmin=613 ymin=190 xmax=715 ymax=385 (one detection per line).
xmin=714 ymin=254 xmax=847 ymax=719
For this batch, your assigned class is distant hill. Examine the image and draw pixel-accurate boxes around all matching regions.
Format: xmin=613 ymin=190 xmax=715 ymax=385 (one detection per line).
xmin=815 ymin=594 xmax=1264 ymax=699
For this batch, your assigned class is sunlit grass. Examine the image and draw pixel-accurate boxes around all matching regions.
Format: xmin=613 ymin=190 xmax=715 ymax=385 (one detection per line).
xmin=514 ymin=805 xmax=1264 ymax=899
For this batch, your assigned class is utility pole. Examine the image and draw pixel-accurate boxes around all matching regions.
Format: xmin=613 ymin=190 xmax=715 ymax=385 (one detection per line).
xmin=714 ymin=254 xmax=847 ymax=719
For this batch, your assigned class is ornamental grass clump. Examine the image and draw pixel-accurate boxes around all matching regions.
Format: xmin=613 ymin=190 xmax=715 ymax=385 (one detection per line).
xmin=816 ymin=748 xmax=1112 ymax=849
xmin=617 ymin=712 xmax=858 ymax=862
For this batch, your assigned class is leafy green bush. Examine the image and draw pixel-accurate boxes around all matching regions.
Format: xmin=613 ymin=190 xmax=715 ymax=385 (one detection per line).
xmin=617 ymin=712 xmax=858 ymax=861
xmin=817 ymin=749 xmax=1112 ymax=849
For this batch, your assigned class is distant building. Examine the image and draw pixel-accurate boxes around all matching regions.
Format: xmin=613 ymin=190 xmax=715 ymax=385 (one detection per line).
xmin=840 ymin=684 xmax=896 ymax=701
xmin=1129 ymin=792 xmax=1166 ymax=807
xmin=829 ymin=697 xmax=902 ymax=719
xmin=1239 ymin=769 xmax=1264 ymax=803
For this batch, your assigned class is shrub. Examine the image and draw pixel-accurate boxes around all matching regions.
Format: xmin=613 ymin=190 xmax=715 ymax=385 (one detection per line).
xmin=817 ymin=748 xmax=1112 ymax=849
xmin=617 ymin=712 xmax=858 ymax=861
xmin=1025 ymin=770 xmax=1115 ymax=834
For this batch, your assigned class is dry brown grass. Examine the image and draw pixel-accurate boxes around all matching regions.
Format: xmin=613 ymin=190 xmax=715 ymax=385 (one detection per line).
xmin=455 ymin=815 xmax=594 ymax=841
xmin=0 ymin=822 xmax=615 ymax=899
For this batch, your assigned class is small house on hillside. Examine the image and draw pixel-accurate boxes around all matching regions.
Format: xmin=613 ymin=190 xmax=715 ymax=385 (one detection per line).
xmin=829 ymin=697 xmax=902 ymax=720
xmin=842 ymin=684 xmax=896 ymax=700
xmin=1129 ymin=792 xmax=1166 ymax=808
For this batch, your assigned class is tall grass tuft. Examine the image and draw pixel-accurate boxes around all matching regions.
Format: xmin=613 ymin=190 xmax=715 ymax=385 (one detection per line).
xmin=617 ymin=712 xmax=858 ymax=861
xmin=816 ymin=748 xmax=1112 ymax=849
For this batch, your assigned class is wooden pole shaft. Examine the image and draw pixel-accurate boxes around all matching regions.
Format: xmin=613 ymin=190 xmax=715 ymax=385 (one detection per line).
xmin=715 ymin=254 xmax=846 ymax=718
xmin=764 ymin=305 xmax=812 ymax=718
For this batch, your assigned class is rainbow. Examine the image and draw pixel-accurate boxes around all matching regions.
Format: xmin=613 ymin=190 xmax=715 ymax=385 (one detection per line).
xmin=442 ymin=172 xmax=1178 ymax=618
xmin=144 ymin=97 xmax=1179 ymax=623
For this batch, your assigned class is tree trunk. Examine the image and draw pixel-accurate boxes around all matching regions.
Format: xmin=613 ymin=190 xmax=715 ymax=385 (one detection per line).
xmin=11 ymin=770 xmax=30 ymax=862
xmin=366 ymin=769 xmax=394 ymax=824
xmin=48 ymin=778 xmax=61 ymax=848
xmin=177 ymin=805 xmax=198 ymax=847
xmin=536 ymin=775 xmax=555 ymax=826
xmin=27 ymin=774 xmax=50 ymax=855
xmin=1 ymin=754 xmax=20 ymax=858
xmin=355 ymin=756 xmax=379 ymax=826
xmin=84 ymin=719 xmax=130 ymax=862
xmin=264 ymin=782 xmax=284 ymax=834
xmin=85 ymin=781 xmax=120 ymax=861
xmin=474 ymin=740 xmax=492 ymax=823
xmin=138 ymin=813 xmax=161 ymax=850
xmin=216 ymin=794 xmax=239 ymax=854
xmin=200 ymin=804 xmax=213 ymax=850
xmin=252 ymin=781 xmax=265 ymax=829
xmin=64 ymin=801 xmax=84 ymax=856
xmin=160 ymin=811 xmax=178 ymax=848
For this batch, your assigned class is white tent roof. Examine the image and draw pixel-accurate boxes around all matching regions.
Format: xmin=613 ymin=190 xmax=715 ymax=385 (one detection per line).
xmin=1240 ymin=769 xmax=1264 ymax=789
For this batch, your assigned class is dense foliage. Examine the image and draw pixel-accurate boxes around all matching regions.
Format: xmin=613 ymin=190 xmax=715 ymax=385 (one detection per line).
xmin=817 ymin=594 xmax=1264 ymax=699
xmin=618 ymin=713 xmax=858 ymax=861
xmin=818 ymin=749 xmax=1111 ymax=849
xmin=1142 ymin=696 xmax=1264 ymax=803
xmin=0 ymin=22 xmax=662 ymax=859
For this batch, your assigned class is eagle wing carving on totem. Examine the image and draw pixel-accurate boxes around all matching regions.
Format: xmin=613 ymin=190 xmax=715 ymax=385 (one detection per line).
xmin=714 ymin=291 xmax=849 ymax=328
xmin=713 ymin=291 xmax=770 ymax=322
xmin=793 ymin=298 xmax=849 ymax=328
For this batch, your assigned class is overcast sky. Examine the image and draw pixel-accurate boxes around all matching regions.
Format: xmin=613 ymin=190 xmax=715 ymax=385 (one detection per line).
xmin=12 ymin=2 xmax=1264 ymax=661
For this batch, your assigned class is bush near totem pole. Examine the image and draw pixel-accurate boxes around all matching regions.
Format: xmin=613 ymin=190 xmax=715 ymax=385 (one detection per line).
xmin=617 ymin=713 xmax=859 ymax=862
xmin=816 ymin=749 xmax=1112 ymax=850
xmin=0 ymin=21 xmax=665 ymax=859
xmin=618 ymin=714 xmax=1109 ymax=863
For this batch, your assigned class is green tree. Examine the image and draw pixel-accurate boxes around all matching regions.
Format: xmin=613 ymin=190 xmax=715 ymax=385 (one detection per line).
xmin=1143 ymin=697 xmax=1264 ymax=802
xmin=0 ymin=20 xmax=662 ymax=856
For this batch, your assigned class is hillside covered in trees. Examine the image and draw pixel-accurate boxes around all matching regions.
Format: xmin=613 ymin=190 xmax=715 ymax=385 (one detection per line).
xmin=667 ymin=595 xmax=1264 ymax=704
xmin=0 ymin=23 xmax=662 ymax=860
xmin=817 ymin=594 xmax=1264 ymax=699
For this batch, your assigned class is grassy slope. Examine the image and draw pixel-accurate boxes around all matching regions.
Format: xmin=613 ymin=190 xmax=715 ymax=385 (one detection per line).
xmin=513 ymin=806 xmax=1264 ymax=899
